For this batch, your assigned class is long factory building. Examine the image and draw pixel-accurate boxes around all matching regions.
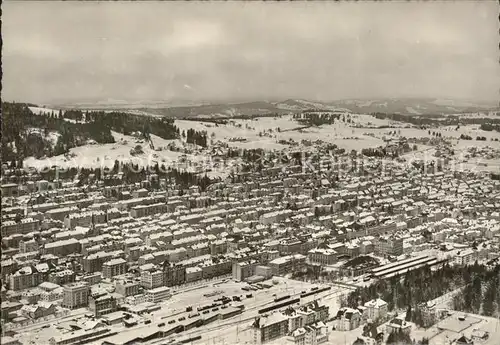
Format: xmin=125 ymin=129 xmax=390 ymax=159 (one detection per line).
xmin=370 ymin=255 xmax=448 ymax=279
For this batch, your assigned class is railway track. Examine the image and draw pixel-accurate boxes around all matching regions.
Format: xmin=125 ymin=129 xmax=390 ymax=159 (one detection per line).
xmin=147 ymin=287 xmax=345 ymax=345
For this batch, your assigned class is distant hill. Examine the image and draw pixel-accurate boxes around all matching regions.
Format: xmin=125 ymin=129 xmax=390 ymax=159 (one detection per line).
xmin=138 ymin=101 xmax=292 ymax=119
xmin=324 ymin=98 xmax=498 ymax=116
xmin=49 ymin=98 xmax=211 ymax=110
xmin=49 ymin=98 xmax=498 ymax=118
xmin=142 ymin=98 xmax=499 ymax=118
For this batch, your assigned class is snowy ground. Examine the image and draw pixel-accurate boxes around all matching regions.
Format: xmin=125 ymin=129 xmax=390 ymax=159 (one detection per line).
xmin=152 ymin=276 xmax=317 ymax=320
xmin=177 ymin=115 xmax=394 ymax=151
xmin=440 ymin=124 xmax=500 ymax=141
xmin=28 ymin=106 xmax=86 ymax=124
xmin=411 ymin=312 xmax=500 ymax=345
xmin=179 ymin=279 xmax=348 ymax=345
xmin=103 ymin=109 xmax=164 ymax=118
xmin=81 ymin=278 xmax=339 ymax=345
xmin=443 ymin=126 xmax=500 ymax=173
xmin=28 ymin=106 xmax=59 ymax=116
xmin=23 ymin=132 xmax=192 ymax=170
xmin=323 ymin=305 xmax=500 ymax=345
xmin=21 ymin=115 xmax=500 ymax=175
xmin=275 ymin=123 xmax=386 ymax=151
xmin=25 ymin=127 xmax=61 ymax=146
xmin=406 ymin=107 xmax=423 ymax=115
xmin=443 ymin=112 xmax=500 ymax=119
xmin=348 ymin=114 xmax=407 ymax=127
xmin=7 ymin=307 xmax=89 ymax=344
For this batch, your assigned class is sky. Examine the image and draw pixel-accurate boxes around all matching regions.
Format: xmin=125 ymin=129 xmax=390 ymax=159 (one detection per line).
xmin=2 ymin=1 xmax=499 ymax=105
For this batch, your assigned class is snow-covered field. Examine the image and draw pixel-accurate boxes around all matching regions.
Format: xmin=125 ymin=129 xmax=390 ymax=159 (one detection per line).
xmin=28 ymin=106 xmax=86 ymax=124
xmin=177 ymin=115 xmax=391 ymax=151
xmin=349 ymin=114 xmax=408 ymax=127
xmin=447 ymin=112 xmax=500 ymax=119
xmin=21 ymin=114 xmax=500 ymax=174
xmin=23 ymin=132 xmax=190 ymax=170
xmin=103 ymin=109 xmax=164 ymax=118
xmin=177 ymin=116 xmax=295 ymax=139
xmin=361 ymin=127 xmax=428 ymax=139
xmin=28 ymin=106 xmax=59 ymax=116
xmin=406 ymin=107 xmax=422 ymax=115
xmin=22 ymin=131 xmax=236 ymax=179
xmin=432 ymin=98 xmax=496 ymax=108
xmin=277 ymin=125 xmax=385 ymax=151
xmin=232 ymin=115 xmax=302 ymax=132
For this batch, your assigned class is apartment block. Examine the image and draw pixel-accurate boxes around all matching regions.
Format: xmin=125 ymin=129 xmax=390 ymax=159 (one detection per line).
xmin=102 ymin=258 xmax=127 ymax=278
xmin=62 ymin=282 xmax=90 ymax=309
xmin=162 ymin=261 xmax=186 ymax=287
xmin=232 ymin=260 xmax=258 ymax=281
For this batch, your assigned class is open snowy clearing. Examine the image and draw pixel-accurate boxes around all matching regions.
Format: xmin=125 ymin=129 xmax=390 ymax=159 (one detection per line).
xmin=176 ymin=116 xmax=391 ymax=151
xmin=22 ymin=131 xmax=234 ymax=179
xmin=444 ymin=112 xmax=500 ymax=119
xmin=176 ymin=118 xmax=293 ymax=140
xmin=406 ymin=107 xmax=422 ymax=115
xmin=177 ymin=117 xmax=500 ymax=155
xmin=103 ymin=109 xmax=164 ymax=118
xmin=273 ymin=121 xmax=387 ymax=149
xmin=231 ymin=115 xmax=302 ymax=131
xmin=20 ymin=115 xmax=500 ymax=174
xmin=432 ymin=98 xmax=497 ymax=109
xmin=440 ymin=125 xmax=500 ymax=141
xmin=28 ymin=106 xmax=86 ymax=124
xmin=28 ymin=106 xmax=59 ymax=116
xmin=348 ymin=114 xmax=408 ymax=127
xmin=23 ymin=132 xmax=194 ymax=170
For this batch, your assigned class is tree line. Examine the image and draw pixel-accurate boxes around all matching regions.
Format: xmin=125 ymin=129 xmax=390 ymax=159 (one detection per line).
xmin=361 ymin=147 xmax=398 ymax=158
xmin=293 ymin=111 xmax=346 ymax=126
xmin=342 ymin=263 xmax=499 ymax=319
xmin=480 ymin=123 xmax=500 ymax=132
xmin=37 ymin=160 xmax=218 ymax=192
xmin=1 ymin=102 xmax=180 ymax=161
xmin=1 ymin=102 xmax=115 ymax=161
xmin=372 ymin=112 xmax=500 ymax=128
xmin=89 ymin=111 xmax=179 ymax=140
xmin=452 ymin=263 xmax=500 ymax=317
xmin=183 ymin=129 xmax=208 ymax=147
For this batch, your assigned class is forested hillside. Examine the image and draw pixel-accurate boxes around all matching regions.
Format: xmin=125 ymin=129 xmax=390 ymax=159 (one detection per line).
xmin=1 ymin=102 xmax=180 ymax=162
xmin=372 ymin=112 xmax=500 ymax=128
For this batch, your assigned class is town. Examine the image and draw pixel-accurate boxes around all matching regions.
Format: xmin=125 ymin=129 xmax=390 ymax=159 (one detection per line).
xmin=2 ymin=103 xmax=500 ymax=345
xmin=2 ymin=2 xmax=499 ymax=345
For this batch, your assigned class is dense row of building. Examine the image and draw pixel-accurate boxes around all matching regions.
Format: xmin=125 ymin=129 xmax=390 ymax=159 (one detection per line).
xmin=1 ymin=145 xmax=500 ymax=330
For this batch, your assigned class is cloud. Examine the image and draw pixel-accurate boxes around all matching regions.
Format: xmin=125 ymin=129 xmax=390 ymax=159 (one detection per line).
xmin=2 ymin=1 xmax=499 ymax=104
